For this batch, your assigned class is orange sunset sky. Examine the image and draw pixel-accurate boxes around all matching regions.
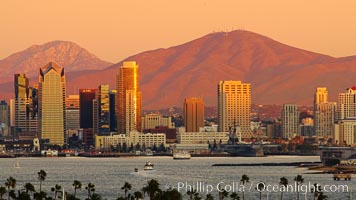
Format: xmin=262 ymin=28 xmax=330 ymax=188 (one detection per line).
xmin=1 ymin=0 xmax=356 ymax=63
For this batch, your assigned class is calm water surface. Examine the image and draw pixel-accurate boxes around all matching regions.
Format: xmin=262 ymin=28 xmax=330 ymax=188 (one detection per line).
xmin=0 ymin=156 xmax=354 ymax=199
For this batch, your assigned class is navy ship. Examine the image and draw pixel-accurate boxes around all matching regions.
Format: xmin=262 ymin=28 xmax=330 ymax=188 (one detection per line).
xmin=220 ymin=123 xmax=264 ymax=157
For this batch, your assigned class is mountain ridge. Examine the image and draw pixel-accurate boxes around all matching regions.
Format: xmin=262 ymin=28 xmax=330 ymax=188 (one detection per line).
xmin=1 ymin=30 xmax=356 ymax=110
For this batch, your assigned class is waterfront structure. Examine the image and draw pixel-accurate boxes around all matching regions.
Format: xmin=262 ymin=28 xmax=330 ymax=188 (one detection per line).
xmin=314 ymin=87 xmax=336 ymax=138
xmin=281 ymin=104 xmax=299 ymax=139
xmin=142 ymin=113 xmax=174 ymax=130
xmin=184 ymin=97 xmax=204 ymax=132
xmin=143 ymin=126 xmax=177 ymax=143
xmin=177 ymin=128 xmax=229 ymax=144
xmin=98 ymin=84 xmax=110 ymax=135
xmin=95 ymin=131 xmax=166 ymax=150
xmin=38 ymin=62 xmax=66 ymax=145
xmin=338 ymin=87 xmax=356 ymax=120
xmin=218 ymin=80 xmax=252 ymax=139
xmin=116 ymin=61 xmax=142 ymax=134
xmin=14 ymin=74 xmax=38 ymax=140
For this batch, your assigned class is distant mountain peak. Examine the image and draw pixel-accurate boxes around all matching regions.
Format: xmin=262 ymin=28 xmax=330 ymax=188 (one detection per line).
xmin=0 ymin=40 xmax=112 ymax=83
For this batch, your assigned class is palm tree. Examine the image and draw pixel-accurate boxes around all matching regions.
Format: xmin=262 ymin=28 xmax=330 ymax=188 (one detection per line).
xmin=0 ymin=186 xmax=7 ymax=200
xmin=51 ymin=184 xmax=62 ymax=200
xmin=91 ymin=193 xmax=102 ymax=200
xmin=142 ymin=179 xmax=160 ymax=200
xmin=205 ymin=194 xmax=214 ymax=200
xmin=8 ymin=190 xmax=16 ymax=200
xmin=33 ymin=191 xmax=47 ymax=200
xmin=5 ymin=176 xmax=16 ymax=200
xmin=133 ymin=191 xmax=143 ymax=200
xmin=256 ymin=182 xmax=265 ymax=200
xmin=17 ymin=191 xmax=31 ymax=200
xmin=38 ymin=170 xmax=47 ymax=193
xmin=240 ymin=174 xmax=249 ymax=200
xmin=230 ymin=192 xmax=240 ymax=200
xmin=24 ymin=183 xmax=35 ymax=195
xmin=72 ymin=180 xmax=82 ymax=199
xmin=85 ymin=183 xmax=95 ymax=200
xmin=294 ymin=175 xmax=304 ymax=200
xmin=121 ymin=182 xmax=132 ymax=199
xmin=279 ymin=177 xmax=288 ymax=200
xmin=194 ymin=192 xmax=202 ymax=200
xmin=218 ymin=188 xmax=228 ymax=200
xmin=187 ymin=189 xmax=198 ymax=200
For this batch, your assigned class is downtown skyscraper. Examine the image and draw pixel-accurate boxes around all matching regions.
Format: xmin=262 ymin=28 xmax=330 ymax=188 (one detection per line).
xmin=337 ymin=87 xmax=356 ymax=120
xmin=281 ymin=104 xmax=299 ymax=139
xmin=218 ymin=80 xmax=252 ymax=139
xmin=313 ymin=87 xmax=336 ymax=138
xmin=184 ymin=97 xmax=204 ymax=132
xmin=38 ymin=62 xmax=66 ymax=145
xmin=14 ymin=73 xmax=38 ymax=140
xmin=116 ymin=61 xmax=142 ymax=134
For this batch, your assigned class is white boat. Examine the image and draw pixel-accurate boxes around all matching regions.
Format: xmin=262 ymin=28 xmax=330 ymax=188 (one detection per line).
xmin=144 ymin=161 xmax=154 ymax=170
xmin=14 ymin=161 xmax=20 ymax=168
xmin=41 ymin=149 xmax=58 ymax=157
xmin=173 ymin=151 xmax=191 ymax=160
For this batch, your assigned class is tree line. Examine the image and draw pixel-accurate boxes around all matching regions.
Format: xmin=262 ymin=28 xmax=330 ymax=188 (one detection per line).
xmin=0 ymin=171 xmax=328 ymax=200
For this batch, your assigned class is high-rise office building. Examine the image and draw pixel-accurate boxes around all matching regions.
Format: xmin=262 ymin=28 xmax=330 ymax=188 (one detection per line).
xmin=281 ymin=104 xmax=300 ymax=139
xmin=116 ymin=61 xmax=142 ymax=134
xmin=314 ymin=87 xmax=328 ymax=104
xmin=38 ymin=62 xmax=66 ymax=145
xmin=109 ymin=90 xmax=117 ymax=132
xmin=314 ymin=87 xmax=336 ymax=137
xmin=79 ymin=89 xmax=96 ymax=146
xmin=66 ymin=95 xmax=80 ymax=109
xmin=65 ymin=95 xmax=80 ymax=132
xmin=184 ymin=97 xmax=204 ymax=132
xmin=14 ymin=74 xmax=38 ymax=140
xmin=218 ymin=80 xmax=252 ymax=139
xmin=98 ymin=84 xmax=110 ymax=135
xmin=79 ymin=89 xmax=96 ymax=129
xmin=338 ymin=87 xmax=356 ymax=120
xmin=0 ymin=100 xmax=10 ymax=136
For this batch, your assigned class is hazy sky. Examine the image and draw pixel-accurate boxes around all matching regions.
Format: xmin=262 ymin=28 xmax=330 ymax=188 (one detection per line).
xmin=1 ymin=0 xmax=356 ymax=63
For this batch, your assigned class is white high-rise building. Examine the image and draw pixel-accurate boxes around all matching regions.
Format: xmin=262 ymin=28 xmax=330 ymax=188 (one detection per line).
xmin=281 ymin=104 xmax=299 ymax=139
xmin=338 ymin=87 xmax=356 ymax=120
xmin=218 ymin=80 xmax=252 ymax=139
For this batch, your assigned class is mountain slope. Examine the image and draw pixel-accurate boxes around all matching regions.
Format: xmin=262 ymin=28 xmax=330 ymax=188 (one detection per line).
xmin=0 ymin=40 xmax=112 ymax=83
xmin=2 ymin=31 xmax=356 ymax=110
xmin=66 ymin=30 xmax=356 ymax=109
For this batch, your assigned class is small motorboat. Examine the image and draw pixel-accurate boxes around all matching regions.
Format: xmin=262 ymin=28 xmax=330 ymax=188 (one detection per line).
xmin=134 ymin=168 xmax=139 ymax=172
xmin=144 ymin=161 xmax=154 ymax=170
